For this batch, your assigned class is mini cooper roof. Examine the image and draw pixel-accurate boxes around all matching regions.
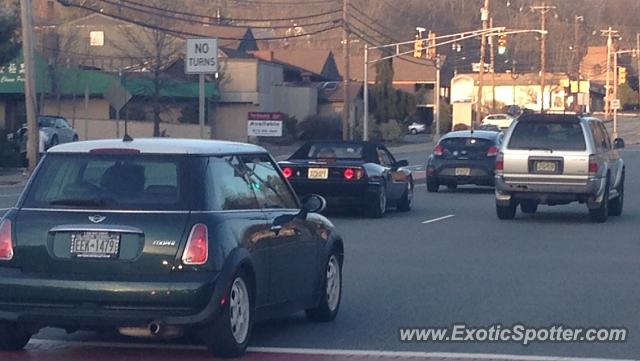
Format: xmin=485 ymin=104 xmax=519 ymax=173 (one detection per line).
xmin=48 ymin=138 xmax=268 ymax=155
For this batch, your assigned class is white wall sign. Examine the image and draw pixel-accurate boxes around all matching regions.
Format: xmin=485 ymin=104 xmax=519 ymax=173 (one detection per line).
xmin=248 ymin=112 xmax=283 ymax=137
xmin=186 ymin=38 xmax=218 ymax=74
xmin=610 ymin=99 xmax=621 ymax=110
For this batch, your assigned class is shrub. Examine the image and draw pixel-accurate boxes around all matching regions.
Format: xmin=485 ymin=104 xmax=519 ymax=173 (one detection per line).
xmin=297 ymin=115 xmax=342 ymax=140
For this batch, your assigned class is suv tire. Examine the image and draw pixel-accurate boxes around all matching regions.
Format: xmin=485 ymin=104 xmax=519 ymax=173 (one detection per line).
xmin=496 ymin=200 xmax=516 ymax=220
xmin=589 ymin=180 xmax=609 ymax=223
xmin=520 ymin=201 xmax=538 ymax=214
xmin=609 ymin=173 xmax=624 ymax=217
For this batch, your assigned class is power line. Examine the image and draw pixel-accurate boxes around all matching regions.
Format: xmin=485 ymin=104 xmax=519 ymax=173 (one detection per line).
xmin=59 ymin=0 xmax=342 ymax=41
xmin=112 ymin=0 xmax=341 ymax=23
xmin=96 ymin=0 xmax=340 ymax=29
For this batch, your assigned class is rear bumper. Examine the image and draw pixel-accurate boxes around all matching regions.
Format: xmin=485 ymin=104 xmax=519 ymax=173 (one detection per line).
xmin=494 ymin=176 xmax=605 ymax=206
xmin=0 ymin=267 xmax=222 ymax=328
xmin=290 ymin=180 xmax=381 ymax=207
xmin=428 ymin=160 xmax=495 ymax=186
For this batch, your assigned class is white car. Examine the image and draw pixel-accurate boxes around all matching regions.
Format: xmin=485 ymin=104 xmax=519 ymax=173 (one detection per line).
xmin=407 ymin=122 xmax=426 ymax=135
xmin=481 ymin=114 xmax=515 ymax=129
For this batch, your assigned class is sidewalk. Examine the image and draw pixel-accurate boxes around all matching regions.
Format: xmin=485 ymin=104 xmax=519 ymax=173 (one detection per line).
xmin=0 ymin=168 xmax=28 ymax=186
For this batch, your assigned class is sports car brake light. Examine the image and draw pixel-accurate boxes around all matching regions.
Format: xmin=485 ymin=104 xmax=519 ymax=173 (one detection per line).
xmin=487 ymin=146 xmax=499 ymax=157
xmin=282 ymin=167 xmax=294 ymax=179
xmin=0 ymin=219 xmax=13 ymax=261
xmin=343 ymin=167 xmax=364 ymax=180
xmin=182 ymin=224 xmax=208 ymax=265
xmin=433 ymin=144 xmax=444 ymax=157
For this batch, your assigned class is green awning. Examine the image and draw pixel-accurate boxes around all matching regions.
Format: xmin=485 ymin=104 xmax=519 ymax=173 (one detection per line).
xmin=0 ymin=52 xmax=51 ymax=94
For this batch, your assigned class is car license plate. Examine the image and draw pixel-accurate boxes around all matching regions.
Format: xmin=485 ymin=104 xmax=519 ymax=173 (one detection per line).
xmin=455 ymin=168 xmax=471 ymax=176
xmin=308 ymin=168 xmax=329 ymax=179
xmin=535 ymin=161 xmax=557 ymax=172
xmin=70 ymin=232 xmax=120 ymax=259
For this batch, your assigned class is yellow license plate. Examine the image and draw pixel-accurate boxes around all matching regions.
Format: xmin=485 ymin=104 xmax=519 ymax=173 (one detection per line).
xmin=536 ymin=161 xmax=556 ymax=172
xmin=308 ymin=168 xmax=329 ymax=179
xmin=455 ymin=168 xmax=471 ymax=176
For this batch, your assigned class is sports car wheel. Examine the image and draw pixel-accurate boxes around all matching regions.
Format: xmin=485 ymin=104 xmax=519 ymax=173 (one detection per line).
xmin=397 ymin=182 xmax=413 ymax=212
xmin=367 ymin=186 xmax=387 ymax=218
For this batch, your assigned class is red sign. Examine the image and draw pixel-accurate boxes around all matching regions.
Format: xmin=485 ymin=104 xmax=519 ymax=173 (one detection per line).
xmin=248 ymin=112 xmax=283 ymax=121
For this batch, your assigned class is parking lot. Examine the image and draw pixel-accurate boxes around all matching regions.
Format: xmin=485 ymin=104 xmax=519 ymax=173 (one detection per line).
xmin=0 ymin=146 xmax=638 ymax=361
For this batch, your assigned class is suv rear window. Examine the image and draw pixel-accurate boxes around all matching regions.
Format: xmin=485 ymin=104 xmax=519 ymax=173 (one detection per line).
xmin=508 ymin=121 xmax=586 ymax=151
xmin=23 ymin=154 xmax=190 ymax=210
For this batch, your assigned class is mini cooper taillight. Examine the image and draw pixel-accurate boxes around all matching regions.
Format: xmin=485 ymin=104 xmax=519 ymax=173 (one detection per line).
xmin=0 ymin=219 xmax=13 ymax=261
xmin=182 ymin=224 xmax=208 ymax=265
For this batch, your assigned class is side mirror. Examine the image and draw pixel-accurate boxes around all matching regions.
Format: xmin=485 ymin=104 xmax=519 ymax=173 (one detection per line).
xmin=613 ymin=138 xmax=625 ymax=149
xmin=301 ymin=194 xmax=326 ymax=215
xmin=395 ymin=160 xmax=409 ymax=168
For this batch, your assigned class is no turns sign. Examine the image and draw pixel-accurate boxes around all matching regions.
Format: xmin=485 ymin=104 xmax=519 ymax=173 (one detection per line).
xmin=186 ymin=38 xmax=218 ymax=74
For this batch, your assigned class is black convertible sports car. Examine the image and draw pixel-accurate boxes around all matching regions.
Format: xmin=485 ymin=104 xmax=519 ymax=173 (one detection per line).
xmin=278 ymin=141 xmax=413 ymax=218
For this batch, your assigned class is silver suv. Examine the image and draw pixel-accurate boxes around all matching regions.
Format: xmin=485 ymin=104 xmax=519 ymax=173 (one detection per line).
xmin=495 ymin=114 xmax=625 ymax=222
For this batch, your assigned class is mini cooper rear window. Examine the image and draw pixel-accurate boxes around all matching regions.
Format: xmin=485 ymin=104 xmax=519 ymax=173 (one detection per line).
xmin=23 ymin=154 xmax=189 ymax=210
xmin=508 ymin=121 xmax=587 ymax=151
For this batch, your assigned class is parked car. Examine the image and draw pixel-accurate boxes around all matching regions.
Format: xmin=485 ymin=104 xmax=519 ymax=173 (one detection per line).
xmin=481 ymin=113 xmax=515 ymax=129
xmin=407 ymin=122 xmax=426 ymax=135
xmin=9 ymin=115 xmax=79 ymax=154
xmin=426 ymin=130 xmax=503 ymax=192
xmin=0 ymin=138 xmax=344 ymax=357
xmin=278 ymin=141 xmax=413 ymax=218
xmin=495 ymin=114 xmax=625 ymax=222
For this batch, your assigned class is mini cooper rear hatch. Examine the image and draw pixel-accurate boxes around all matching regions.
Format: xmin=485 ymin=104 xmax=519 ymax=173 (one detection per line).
xmin=0 ymin=138 xmax=344 ymax=357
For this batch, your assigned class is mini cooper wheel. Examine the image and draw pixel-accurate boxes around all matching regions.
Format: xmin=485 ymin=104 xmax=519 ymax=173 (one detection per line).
xmin=306 ymin=250 xmax=342 ymax=322
xmin=426 ymin=177 xmax=439 ymax=193
xmin=205 ymin=272 xmax=253 ymax=358
xmin=0 ymin=321 xmax=32 ymax=351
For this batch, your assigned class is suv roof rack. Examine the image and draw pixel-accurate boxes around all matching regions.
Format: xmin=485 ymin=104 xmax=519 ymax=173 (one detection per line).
xmin=518 ymin=113 xmax=584 ymax=123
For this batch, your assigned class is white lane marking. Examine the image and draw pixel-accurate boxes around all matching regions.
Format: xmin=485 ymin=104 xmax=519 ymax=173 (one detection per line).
xmin=27 ymin=339 xmax=634 ymax=361
xmin=0 ymin=208 xmax=10 ymax=212
xmin=422 ymin=214 xmax=455 ymax=224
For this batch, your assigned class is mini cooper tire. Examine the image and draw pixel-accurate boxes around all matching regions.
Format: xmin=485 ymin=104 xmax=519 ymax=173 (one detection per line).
xmin=589 ymin=181 xmax=610 ymax=223
xmin=205 ymin=271 xmax=253 ymax=358
xmin=306 ymin=250 xmax=342 ymax=322
xmin=0 ymin=321 xmax=32 ymax=351
xmin=496 ymin=201 xmax=516 ymax=220
xmin=426 ymin=178 xmax=439 ymax=193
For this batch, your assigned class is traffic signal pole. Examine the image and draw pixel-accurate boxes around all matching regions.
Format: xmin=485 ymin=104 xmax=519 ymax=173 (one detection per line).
xmin=475 ymin=0 xmax=490 ymax=127
xmin=20 ymin=0 xmax=39 ymax=172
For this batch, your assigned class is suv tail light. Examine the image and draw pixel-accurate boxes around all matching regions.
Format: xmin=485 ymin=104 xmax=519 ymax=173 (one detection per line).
xmin=433 ymin=144 xmax=444 ymax=157
xmin=0 ymin=219 xmax=13 ymax=261
xmin=343 ymin=167 xmax=364 ymax=180
xmin=588 ymin=155 xmax=599 ymax=176
xmin=182 ymin=224 xmax=208 ymax=265
xmin=487 ymin=146 xmax=499 ymax=157
xmin=495 ymin=152 xmax=504 ymax=174
xmin=282 ymin=167 xmax=294 ymax=179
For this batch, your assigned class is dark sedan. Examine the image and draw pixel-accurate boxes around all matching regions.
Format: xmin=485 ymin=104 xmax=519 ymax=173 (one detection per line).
xmin=0 ymin=138 xmax=344 ymax=358
xmin=278 ymin=141 xmax=413 ymax=218
xmin=426 ymin=130 xmax=503 ymax=192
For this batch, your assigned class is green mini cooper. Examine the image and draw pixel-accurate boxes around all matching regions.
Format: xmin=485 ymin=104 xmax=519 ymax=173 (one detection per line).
xmin=0 ymin=138 xmax=344 ymax=357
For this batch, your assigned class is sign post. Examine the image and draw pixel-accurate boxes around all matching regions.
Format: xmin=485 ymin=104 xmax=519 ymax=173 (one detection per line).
xmin=186 ymin=38 xmax=217 ymax=138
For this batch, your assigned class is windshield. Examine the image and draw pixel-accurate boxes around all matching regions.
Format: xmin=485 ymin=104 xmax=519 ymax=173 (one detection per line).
xmin=22 ymin=154 xmax=190 ymax=210
xmin=439 ymin=137 xmax=494 ymax=159
xmin=305 ymin=143 xmax=364 ymax=160
xmin=508 ymin=121 xmax=586 ymax=151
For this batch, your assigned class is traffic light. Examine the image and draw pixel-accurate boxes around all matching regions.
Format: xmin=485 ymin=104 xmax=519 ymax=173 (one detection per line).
xmin=498 ymin=34 xmax=507 ymax=55
xmin=427 ymin=31 xmax=437 ymax=59
xmin=618 ymin=66 xmax=627 ymax=84
xmin=413 ymin=35 xmax=425 ymax=58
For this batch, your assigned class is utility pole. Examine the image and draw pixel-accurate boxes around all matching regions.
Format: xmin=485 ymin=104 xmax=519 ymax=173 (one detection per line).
xmin=489 ymin=17 xmax=496 ymax=112
xmin=342 ymin=0 xmax=351 ymax=140
xmin=601 ymin=27 xmax=619 ymax=120
xmin=20 ymin=0 xmax=39 ymax=172
xmin=475 ymin=0 xmax=490 ymax=127
xmin=531 ymin=2 xmax=555 ymax=113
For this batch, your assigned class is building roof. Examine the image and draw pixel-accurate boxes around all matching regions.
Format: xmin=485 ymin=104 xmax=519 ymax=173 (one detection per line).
xmin=335 ymin=54 xmax=438 ymax=83
xmin=49 ymin=138 xmax=266 ymax=155
xmin=252 ymin=49 xmax=341 ymax=81
xmin=318 ymin=81 xmax=362 ymax=103
xmin=580 ymin=46 xmax=608 ymax=82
